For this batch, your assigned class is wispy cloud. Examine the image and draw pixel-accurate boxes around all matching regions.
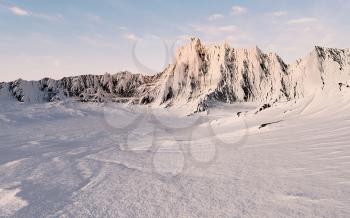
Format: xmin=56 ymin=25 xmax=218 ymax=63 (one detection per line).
xmin=118 ymin=26 xmax=128 ymax=31
xmin=33 ymin=13 xmax=63 ymax=22
xmin=207 ymin=14 xmax=224 ymax=21
xmin=123 ymin=33 xmax=140 ymax=42
xmin=8 ymin=5 xmax=63 ymax=22
xmin=231 ymin=6 xmax=247 ymax=15
xmin=118 ymin=27 xmax=141 ymax=42
xmin=10 ymin=6 xmax=29 ymax=16
xmin=192 ymin=25 xmax=218 ymax=36
xmin=186 ymin=22 xmax=254 ymax=46
xmin=287 ymin=17 xmax=318 ymax=24
xmin=192 ymin=24 xmax=239 ymax=36
xmin=267 ymin=11 xmax=288 ymax=17
xmin=218 ymin=25 xmax=237 ymax=32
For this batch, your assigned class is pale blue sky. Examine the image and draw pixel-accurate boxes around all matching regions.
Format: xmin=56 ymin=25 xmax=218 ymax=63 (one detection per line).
xmin=1 ymin=0 xmax=349 ymax=81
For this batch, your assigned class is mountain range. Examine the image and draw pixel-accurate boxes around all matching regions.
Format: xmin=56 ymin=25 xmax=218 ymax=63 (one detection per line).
xmin=1 ymin=37 xmax=349 ymax=112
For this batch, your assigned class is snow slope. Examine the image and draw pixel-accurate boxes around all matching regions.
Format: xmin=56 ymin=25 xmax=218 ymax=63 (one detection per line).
xmin=1 ymin=39 xmax=350 ymax=217
xmin=0 ymin=85 xmax=350 ymax=217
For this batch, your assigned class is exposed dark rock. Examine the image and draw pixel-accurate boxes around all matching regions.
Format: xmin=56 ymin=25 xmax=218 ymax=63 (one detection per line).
xmin=259 ymin=120 xmax=282 ymax=129
xmin=256 ymin=104 xmax=271 ymax=114
xmin=339 ymin=83 xmax=350 ymax=91
xmin=140 ymin=95 xmax=154 ymax=104
xmin=237 ymin=111 xmax=248 ymax=117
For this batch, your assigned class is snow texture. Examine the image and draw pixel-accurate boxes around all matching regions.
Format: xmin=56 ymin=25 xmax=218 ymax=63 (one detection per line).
xmin=1 ymin=88 xmax=350 ymax=217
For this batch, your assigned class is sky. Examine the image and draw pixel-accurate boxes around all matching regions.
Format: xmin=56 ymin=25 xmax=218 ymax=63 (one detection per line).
xmin=0 ymin=0 xmax=350 ymax=82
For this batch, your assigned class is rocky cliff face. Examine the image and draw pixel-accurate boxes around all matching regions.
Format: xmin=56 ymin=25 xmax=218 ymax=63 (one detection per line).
xmin=149 ymin=38 xmax=293 ymax=111
xmin=1 ymin=38 xmax=350 ymax=112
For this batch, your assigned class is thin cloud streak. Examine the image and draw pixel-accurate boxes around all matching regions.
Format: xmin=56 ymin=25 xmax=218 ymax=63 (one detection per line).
xmin=287 ymin=17 xmax=318 ymax=24
xmin=10 ymin=6 xmax=29 ymax=16
xmin=207 ymin=14 xmax=224 ymax=21
xmin=267 ymin=11 xmax=288 ymax=17
xmin=8 ymin=5 xmax=63 ymax=22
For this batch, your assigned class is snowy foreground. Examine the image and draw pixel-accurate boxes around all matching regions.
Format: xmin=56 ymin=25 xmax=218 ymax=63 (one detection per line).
xmin=1 ymin=90 xmax=350 ymax=217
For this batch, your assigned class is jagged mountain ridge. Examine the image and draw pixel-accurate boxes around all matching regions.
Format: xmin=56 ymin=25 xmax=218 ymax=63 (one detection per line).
xmin=1 ymin=38 xmax=349 ymax=111
xmin=148 ymin=39 xmax=350 ymax=111
xmin=0 ymin=72 xmax=159 ymax=104
xmin=149 ymin=38 xmax=293 ymax=111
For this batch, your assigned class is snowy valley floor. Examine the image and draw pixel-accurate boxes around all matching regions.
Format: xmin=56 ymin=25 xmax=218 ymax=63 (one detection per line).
xmin=1 ymin=91 xmax=350 ymax=217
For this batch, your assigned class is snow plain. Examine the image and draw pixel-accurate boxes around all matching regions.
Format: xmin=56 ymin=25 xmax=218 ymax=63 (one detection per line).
xmin=1 ymin=88 xmax=350 ymax=217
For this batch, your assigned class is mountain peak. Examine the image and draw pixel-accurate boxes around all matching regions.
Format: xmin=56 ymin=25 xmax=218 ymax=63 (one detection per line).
xmin=190 ymin=37 xmax=201 ymax=44
xmin=190 ymin=37 xmax=204 ymax=50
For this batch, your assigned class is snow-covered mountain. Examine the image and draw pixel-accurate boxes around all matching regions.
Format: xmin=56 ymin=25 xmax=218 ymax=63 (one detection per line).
xmin=288 ymin=46 xmax=350 ymax=98
xmin=1 ymin=38 xmax=349 ymax=112
xmin=0 ymin=72 xmax=159 ymax=104
xmin=149 ymin=38 xmax=292 ymax=111
xmin=149 ymin=38 xmax=350 ymax=111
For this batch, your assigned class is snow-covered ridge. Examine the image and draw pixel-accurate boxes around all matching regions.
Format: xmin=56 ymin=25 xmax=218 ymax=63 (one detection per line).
xmin=288 ymin=46 xmax=350 ymax=98
xmin=0 ymin=72 xmax=159 ymax=103
xmin=1 ymin=38 xmax=350 ymax=111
